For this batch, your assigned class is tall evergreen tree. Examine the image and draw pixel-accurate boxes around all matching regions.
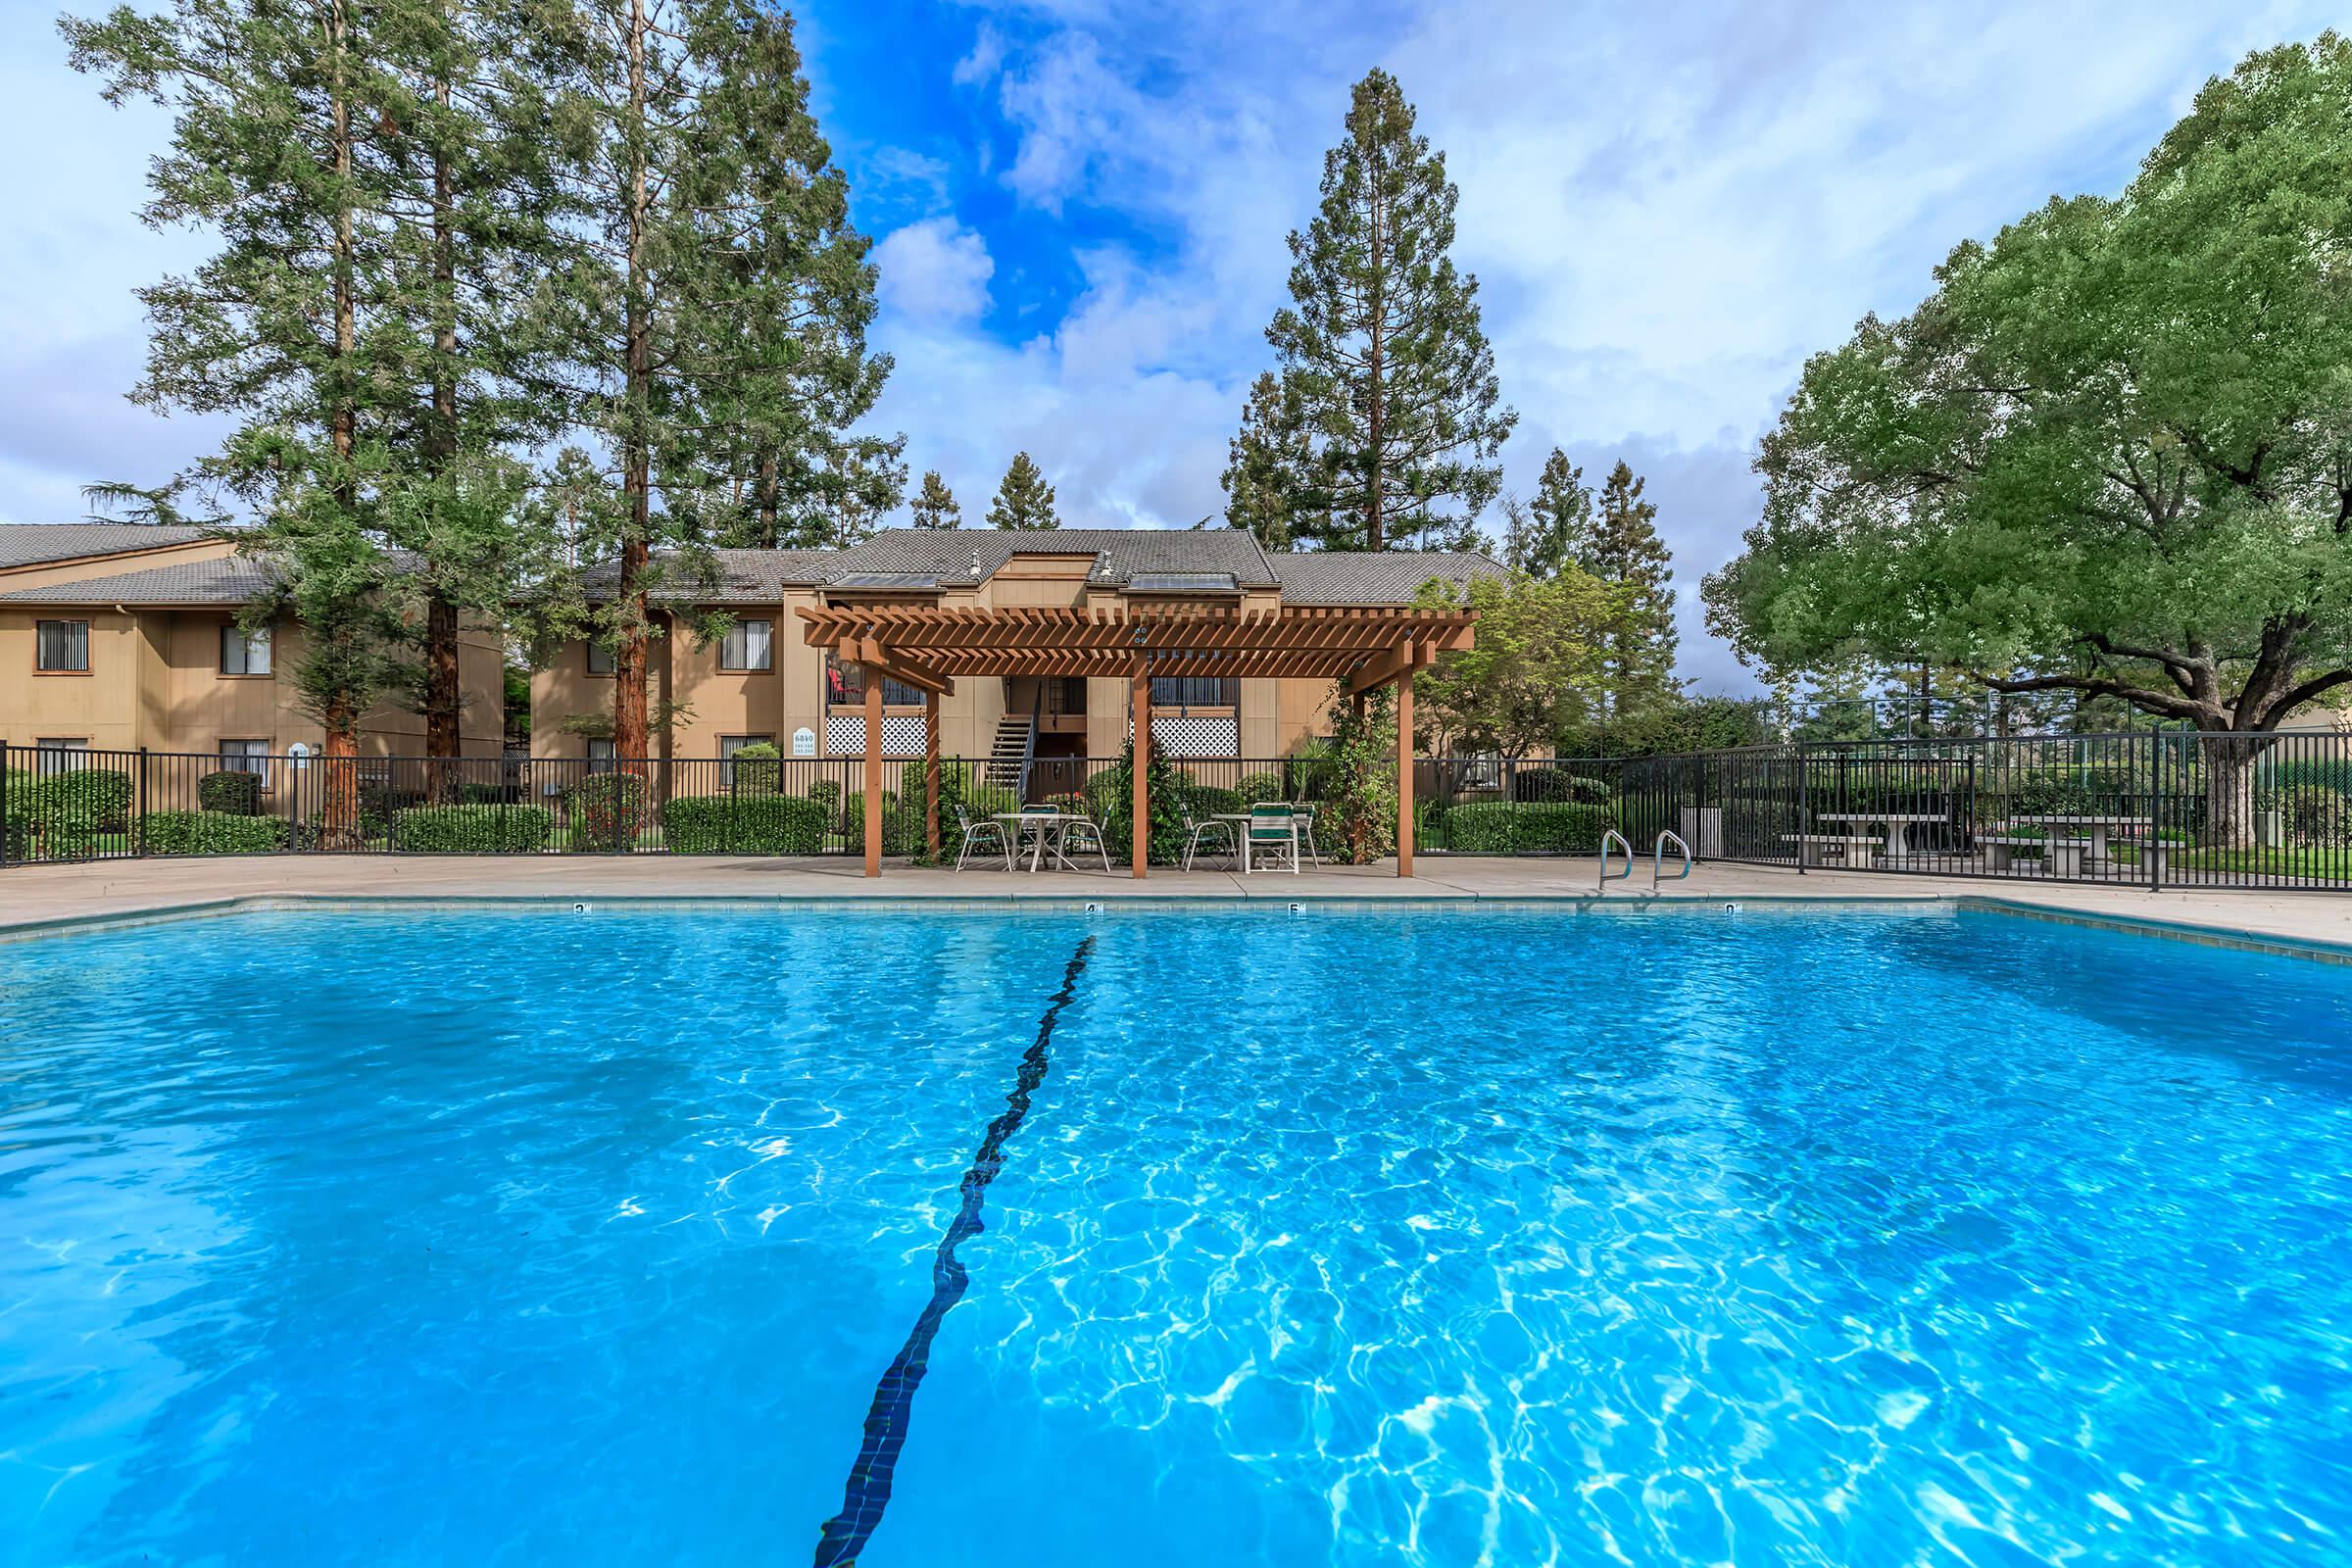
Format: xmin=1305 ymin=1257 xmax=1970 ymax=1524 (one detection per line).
xmin=908 ymin=468 xmax=960 ymax=528
xmin=1254 ymin=69 xmax=1515 ymax=552
xmin=64 ymin=0 xmax=417 ymax=840
xmin=1502 ymin=449 xmax=1593 ymax=577
xmin=1584 ymin=461 xmax=1679 ymax=725
xmin=986 ymin=452 xmax=1059 ymax=530
xmin=1220 ymin=371 xmax=1312 ymax=551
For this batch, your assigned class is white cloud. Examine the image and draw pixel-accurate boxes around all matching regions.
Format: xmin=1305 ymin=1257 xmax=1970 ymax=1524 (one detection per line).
xmin=873 ymin=216 xmax=998 ymax=321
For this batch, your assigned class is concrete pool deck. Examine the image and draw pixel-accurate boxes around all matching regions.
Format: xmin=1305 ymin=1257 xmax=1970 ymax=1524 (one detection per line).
xmin=4 ymin=854 xmax=2351 ymax=956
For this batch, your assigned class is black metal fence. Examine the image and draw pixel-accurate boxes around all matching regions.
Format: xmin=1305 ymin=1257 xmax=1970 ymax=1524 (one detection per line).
xmin=6 ymin=732 xmax=2349 ymax=891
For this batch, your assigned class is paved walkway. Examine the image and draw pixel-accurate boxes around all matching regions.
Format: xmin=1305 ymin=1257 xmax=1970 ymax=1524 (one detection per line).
xmin=4 ymin=854 xmax=2350 ymax=956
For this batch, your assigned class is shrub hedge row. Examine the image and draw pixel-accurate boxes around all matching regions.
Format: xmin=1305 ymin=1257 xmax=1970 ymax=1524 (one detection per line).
xmin=391 ymin=805 xmax=554 ymax=854
xmin=661 ymin=793 xmax=830 ymax=854
xmin=140 ymin=810 xmax=291 ymax=856
xmin=1444 ymin=801 xmax=1610 ymax=853
xmin=198 ymin=769 xmax=263 ymax=814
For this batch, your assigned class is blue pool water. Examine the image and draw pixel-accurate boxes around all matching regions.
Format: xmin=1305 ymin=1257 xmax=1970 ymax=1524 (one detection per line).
xmin=1 ymin=903 xmax=2348 ymax=1566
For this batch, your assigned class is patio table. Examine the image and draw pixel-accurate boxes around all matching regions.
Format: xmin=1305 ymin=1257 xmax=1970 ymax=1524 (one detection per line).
xmin=992 ymin=810 xmax=1066 ymax=873
xmin=1817 ymin=810 xmax=1947 ymax=858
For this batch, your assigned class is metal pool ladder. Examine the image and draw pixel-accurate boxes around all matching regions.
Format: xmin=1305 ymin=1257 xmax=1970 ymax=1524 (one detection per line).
xmin=1597 ymin=829 xmax=1634 ymax=893
xmin=1650 ymin=829 xmax=1692 ymax=891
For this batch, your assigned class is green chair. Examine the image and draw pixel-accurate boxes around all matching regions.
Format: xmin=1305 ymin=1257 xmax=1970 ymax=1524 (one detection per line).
xmin=1246 ymin=802 xmax=1300 ymax=874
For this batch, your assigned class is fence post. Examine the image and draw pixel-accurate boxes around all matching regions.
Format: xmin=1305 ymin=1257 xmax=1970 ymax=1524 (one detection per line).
xmin=1795 ymin=742 xmax=1810 ymax=874
xmin=2148 ymin=732 xmax=2164 ymax=893
xmin=0 ymin=741 xmax=10 ymax=869
xmin=136 ymin=747 xmax=150 ymax=858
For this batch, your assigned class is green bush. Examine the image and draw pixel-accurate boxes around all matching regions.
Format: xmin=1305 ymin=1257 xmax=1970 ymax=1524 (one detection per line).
xmin=1445 ymin=801 xmax=1610 ymax=854
xmin=1236 ymin=771 xmax=1286 ymax=805
xmin=809 ymin=777 xmax=843 ymax=817
xmin=42 ymin=766 xmax=133 ymax=830
xmin=662 ymin=792 xmax=829 ymax=854
xmin=392 ymin=804 xmax=554 ymax=854
xmin=1513 ymin=769 xmax=1613 ymax=805
xmin=564 ymin=772 xmax=649 ymax=851
xmin=198 ymin=769 xmax=264 ymax=815
xmin=730 ymin=741 xmax=782 ymax=797
xmin=141 ymin=809 xmax=290 ymax=856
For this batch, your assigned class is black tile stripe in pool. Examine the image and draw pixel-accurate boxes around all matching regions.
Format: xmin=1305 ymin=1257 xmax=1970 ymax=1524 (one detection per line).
xmin=813 ymin=934 xmax=1097 ymax=1566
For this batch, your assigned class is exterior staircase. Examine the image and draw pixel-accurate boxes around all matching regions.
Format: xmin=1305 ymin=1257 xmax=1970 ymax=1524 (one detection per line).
xmin=984 ymin=715 xmax=1035 ymax=794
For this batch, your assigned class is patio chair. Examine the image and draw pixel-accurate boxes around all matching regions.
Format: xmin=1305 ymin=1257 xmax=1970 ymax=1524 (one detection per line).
xmin=953 ymin=805 xmax=1010 ymax=871
xmin=1290 ymin=802 xmax=1326 ymax=865
xmin=1246 ymin=802 xmax=1301 ymax=875
xmin=1053 ymin=805 xmax=1114 ymax=872
xmin=1181 ymin=808 xmax=1238 ymax=870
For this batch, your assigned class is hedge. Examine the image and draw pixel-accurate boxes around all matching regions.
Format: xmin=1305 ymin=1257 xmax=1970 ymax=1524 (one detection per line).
xmin=141 ymin=810 xmax=291 ymax=856
xmin=198 ymin=769 xmax=264 ymax=815
xmin=729 ymin=741 xmax=782 ymax=797
xmin=564 ymin=773 xmax=649 ymax=851
xmin=662 ymin=792 xmax=829 ymax=854
xmin=1512 ymin=769 xmax=1612 ymax=805
xmin=392 ymin=804 xmax=554 ymax=854
xmin=40 ymin=767 xmax=133 ymax=830
xmin=1445 ymin=801 xmax=1610 ymax=854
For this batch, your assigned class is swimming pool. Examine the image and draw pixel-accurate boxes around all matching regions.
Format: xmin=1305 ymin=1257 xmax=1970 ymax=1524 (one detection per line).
xmin=1 ymin=902 xmax=2347 ymax=1565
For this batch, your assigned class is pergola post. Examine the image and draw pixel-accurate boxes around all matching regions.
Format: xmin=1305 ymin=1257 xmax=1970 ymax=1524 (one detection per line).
xmin=1396 ymin=667 xmax=1415 ymax=878
xmin=924 ymin=689 xmax=941 ymax=860
xmin=1131 ymin=661 xmax=1151 ymax=879
xmin=862 ymin=671 xmax=883 ymax=878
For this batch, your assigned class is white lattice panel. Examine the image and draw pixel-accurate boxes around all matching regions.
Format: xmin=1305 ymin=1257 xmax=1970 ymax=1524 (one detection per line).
xmin=824 ymin=714 xmax=927 ymax=757
xmin=1138 ymin=714 xmax=1238 ymax=758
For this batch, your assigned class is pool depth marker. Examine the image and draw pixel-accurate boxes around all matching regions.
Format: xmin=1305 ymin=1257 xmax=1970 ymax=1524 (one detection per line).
xmin=813 ymin=935 xmax=1097 ymax=1566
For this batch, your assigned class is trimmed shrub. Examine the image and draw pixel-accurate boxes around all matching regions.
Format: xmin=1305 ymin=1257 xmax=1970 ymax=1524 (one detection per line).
xmin=198 ymin=769 xmax=264 ymax=815
xmin=392 ymin=804 xmax=554 ymax=854
xmin=730 ymin=741 xmax=782 ymax=797
xmin=662 ymin=792 xmax=829 ymax=854
xmin=1512 ymin=769 xmax=1612 ymax=805
xmin=1445 ymin=801 xmax=1610 ymax=854
xmin=1236 ymin=771 xmax=1286 ymax=805
xmin=43 ymin=766 xmax=133 ymax=830
xmin=141 ymin=809 xmax=290 ymax=856
xmin=808 ymin=777 xmax=843 ymax=816
xmin=564 ymin=772 xmax=649 ymax=851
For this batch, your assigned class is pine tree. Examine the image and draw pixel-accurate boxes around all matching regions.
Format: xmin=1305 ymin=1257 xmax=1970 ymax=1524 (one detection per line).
xmin=987 ymin=452 xmax=1059 ymax=530
xmin=64 ymin=0 xmax=417 ymax=841
xmin=1503 ymin=449 xmax=1593 ymax=577
xmin=1220 ymin=371 xmax=1310 ymax=551
xmin=908 ymin=468 xmax=960 ymax=528
xmin=1584 ymin=462 xmax=1679 ymax=727
xmin=1256 ymin=69 xmax=1515 ymax=552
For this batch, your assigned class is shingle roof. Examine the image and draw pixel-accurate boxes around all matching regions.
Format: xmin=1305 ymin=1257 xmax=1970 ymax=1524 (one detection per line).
xmin=573 ymin=548 xmax=834 ymax=605
xmin=821 ymin=528 xmax=1283 ymax=589
xmin=0 ymin=523 xmax=214 ymax=570
xmin=0 ymin=554 xmax=277 ymax=605
xmin=1268 ymin=550 xmax=1511 ymax=606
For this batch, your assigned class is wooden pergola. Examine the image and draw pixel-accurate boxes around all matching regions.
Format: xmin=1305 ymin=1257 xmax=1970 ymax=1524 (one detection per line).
xmin=796 ymin=603 xmax=1479 ymax=878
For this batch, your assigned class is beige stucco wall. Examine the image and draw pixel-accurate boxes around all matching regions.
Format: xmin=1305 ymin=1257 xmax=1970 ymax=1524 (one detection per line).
xmin=2 ymin=606 xmax=504 ymax=760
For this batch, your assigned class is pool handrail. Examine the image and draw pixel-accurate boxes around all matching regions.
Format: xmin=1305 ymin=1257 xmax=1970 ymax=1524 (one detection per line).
xmin=1650 ymin=829 xmax=1692 ymax=891
xmin=1597 ymin=829 xmax=1634 ymax=893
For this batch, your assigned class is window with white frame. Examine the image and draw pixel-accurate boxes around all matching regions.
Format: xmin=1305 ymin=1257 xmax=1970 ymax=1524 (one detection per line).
xmin=720 ymin=619 xmax=772 ymax=671
xmin=35 ymin=619 xmax=89 ymax=672
xmin=220 ymin=622 xmax=272 ymax=675
xmin=34 ymin=739 xmax=88 ymax=776
xmin=587 ymin=738 xmax=616 ymax=773
xmin=220 ymin=739 xmax=271 ymax=775
xmin=719 ymin=733 xmax=773 ymax=787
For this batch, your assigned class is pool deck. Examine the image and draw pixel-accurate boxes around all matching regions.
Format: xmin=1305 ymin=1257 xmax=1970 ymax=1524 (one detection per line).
xmin=4 ymin=854 xmax=2350 ymax=956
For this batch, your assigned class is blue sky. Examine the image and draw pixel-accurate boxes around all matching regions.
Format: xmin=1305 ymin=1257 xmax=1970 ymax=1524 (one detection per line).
xmin=0 ymin=0 xmax=2336 ymax=690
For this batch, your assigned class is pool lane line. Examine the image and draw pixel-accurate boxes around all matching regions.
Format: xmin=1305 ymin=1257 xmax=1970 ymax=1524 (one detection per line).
xmin=813 ymin=934 xmax=1097 ymax=1567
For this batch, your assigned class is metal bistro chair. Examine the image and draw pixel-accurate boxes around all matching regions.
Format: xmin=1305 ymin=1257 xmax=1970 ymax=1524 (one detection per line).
xmin=1246 ymin=801 xmax=1302 ymax=875
xmin=1181 ymin=807 xmax=1238 ymax=870
xmin=1290 ymin=801 xmax=1326 ymax=865
xmin=1052 ymin=803 xmax=1114 ymax=872
xmin=954 ymin=804 xmax=1011 ymax=871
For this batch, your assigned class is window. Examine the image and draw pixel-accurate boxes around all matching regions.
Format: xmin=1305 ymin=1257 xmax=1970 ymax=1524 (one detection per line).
xmin=34 ymin=739 xmax=88 ymax=776
xmin=220 ymin=739 xmax=270 ymax=775
xmin=220 ymin=623 xmax=272 ymax=676
xmin=720 ymin=619 xmax=772 ymax=671
xmin=587 ymin=738 xmax=616 ymax=773
xmin=826 ymin=654 xmax=921 ymax=708
xmin=719 ymin=734 xmax=773 ymax=788
xmin=586 ymin=641 xmax=614 ymax=675
xmin=35 ymin=619 xmax=89 ymax=672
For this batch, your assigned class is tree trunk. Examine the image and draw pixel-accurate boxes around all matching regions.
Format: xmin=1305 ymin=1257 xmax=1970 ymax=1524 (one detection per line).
xmin=2201 ymin=734 xmax=2267 ymax=850
xmin=424 ymin=68 xmax=461 ymax=798
xmin=320 ymin=701 xmax=365 ymax=851
xmin=612 ymin=0 xmax=653 ymax=768
xmin=425 ymin=592 xmax=462 ymax=801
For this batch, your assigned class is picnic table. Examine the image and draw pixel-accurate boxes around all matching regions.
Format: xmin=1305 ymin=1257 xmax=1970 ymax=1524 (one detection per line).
xmin=1816 ymin=811 xmax=1947 ymax=858
xmin=2003 ymin=814 xmax=2152 ymax=865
